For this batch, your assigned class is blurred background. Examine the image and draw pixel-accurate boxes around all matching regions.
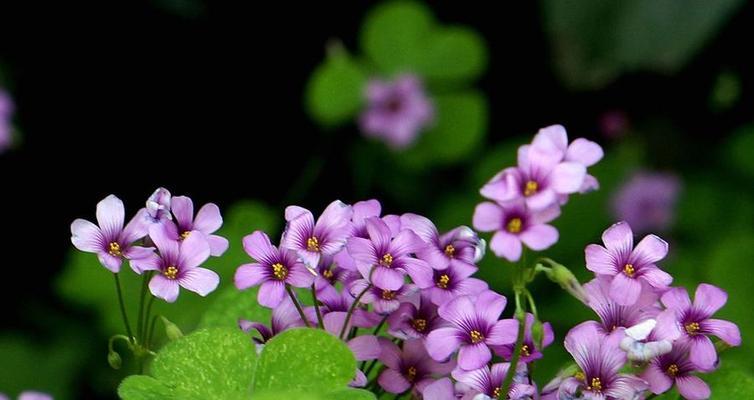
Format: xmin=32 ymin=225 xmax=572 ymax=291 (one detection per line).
xmin=1 ymin=1 xmax=753 ymax=398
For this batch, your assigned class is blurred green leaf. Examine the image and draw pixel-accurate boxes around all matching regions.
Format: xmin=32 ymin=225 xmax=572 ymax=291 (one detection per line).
xmin=723 ymin=124 xmax=754 ymax=179
xmin=118 ymin=376 xmax=174 ymax=400
xmin=709 ymin=70 xmax=741 ymax=112
xmin=253 ymin=328 xmax=356 ymax=393
xmin=306 ymin=49 xmax=367 ymax=127
xmin=542 ymin=0 xmax=744 ymax=89
xmin=399 ymin=91 xmax=488 ymax=168
xmin=198 ymin=286 xmax=270 ymax=329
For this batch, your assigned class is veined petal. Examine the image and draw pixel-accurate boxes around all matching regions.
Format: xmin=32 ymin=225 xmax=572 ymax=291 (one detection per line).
xmin=487 ymin=319 xmax=518 ymax=346
xmin=703 ymin=319 xmax=741 ymax=346
xmin=400 ymin=213 xmax=439 ymax=244
xmin=601 ymin=221 xmax=633 ymax=257
xmin=234 ymin=263 xmax=267 ymax=289
xmin=457 ymin=343 xmax=491 ymax=370
xmin=661 ymin=287 xmax=692 ymax=310
xmin=630 ymin=234 xmax=668 ymax=266
xmin=609 ymin=274 xmax=642 ymax=306
xmin=149 ymin=274 xmax=180 ymax=303
xmin=258 ymin=280 xmax=286 ymax=308
xmin=426 ymin=327 xmax=462 ymax=361
xmin=171 ymin=196 xmax=195 ymax=230
xmin=585 ymin=244 xmax=617 ymax=275
xmin=98 ymin=252 xmax=122 ymax=273
xmin=149 ymin=224 xmax=180 ymax=262
xmin=694 ymin=283 xmax=727 ymax=318
xmin=179 ymin=267 xmax=219 ymax=296
xmin=207 ymin=234 xmax=229 ymax=257
xmin=96 ymin=195 xmax=125 ymax=241
xmin=242 ymin=231 xmax=279 ymax=265
xmin=193 ymin=203 xmax=223 ymax=234
xmin=71 ymin=219 xmax=104 ymax=252
xmin=689 ymin=335 xmax=717 ymax=371
xmin=438 ymin=295 xmax=476 ymax=326
xmin=378 ymin=368 xmax=411 ymax=394
xmin=178 ymin=231 xmax=211 ymax=269
xmin=476 ymin=290 xmax=507 ymax=323
xmin=676 ymin=375 xmax=710 ymax=400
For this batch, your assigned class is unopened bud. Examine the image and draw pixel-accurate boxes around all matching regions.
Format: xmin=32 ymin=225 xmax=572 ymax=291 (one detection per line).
xmin=161 ymin=316 xmax=184 ymax=341
xmin=544 ymin=262 xmax=588 ymax=305
xmin=108 ymin=350 xmax=122 ymax=370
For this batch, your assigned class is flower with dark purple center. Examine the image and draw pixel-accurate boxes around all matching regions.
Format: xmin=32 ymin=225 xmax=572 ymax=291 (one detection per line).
xmin=163 ymin=195 xmax=228 ymax=257
xmin=585 ymin=221 xmax=672 ymax=306
xmin=71 ymin=194 xmax=153 ymax=273
xmin=473 ymin=199 xmax=559 ymax=262
xmin=310 ymin=282 xmax=381 ymax=328
xmin=359 ymin=74 xmax=434 ymax=150
xmin=239 ymin=296 xmax=305 ymax=345
xmin=658 ymin=283 xmax=741 ymax=371
xmin=583 ymin=277 xmax=661 ymax=335
xmin=350 ymin=278 xmax=417 ymax=315
xmin=452 ymin=362 xmax=535 ymax=400
xmin=611 ymin=171 xmax=681 ymax=234
xmin=417 ymin=260 xmax=488 ymax=307
xmin=387 ymin=293 xmax=444 ymax=340
xmin=378 ymin=338 xmax=454 ymax=394
xmin=281 ymin=200 xmax=353 ymax=271
xmin=426 ymin=291 xmax=518 ymax=370
xmin=234 ymin=231 xmax=315 ymax=308
xmin=401 ymin=213 xmax=485 ymax=271
xmin=642 ymin=341 xmax=711 ymax=400
xmin=492 ymin=313 xmax=554 ymax=363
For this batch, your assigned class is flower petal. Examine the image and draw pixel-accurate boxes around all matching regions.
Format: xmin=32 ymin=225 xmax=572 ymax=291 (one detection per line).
xmin=609 ymin=273 xmax=642 ymax=306
xmin=490 ymin=231 xmax=522 ymax=262
xmin=171 ymin=196 xmax=195 ymax=230
xmin=425 ymin=327 xmax=462 ymax=361
xmin=551 ymin=162 xmax=586 ymax=194
xmin=630 ymin=234 xmax=668 ymax=266
xmin=601 ymin=221 xmax=634 ymax=257
xmin=472 ymin=202 xmax=503 ymax=232
xmin=129 ymin=252 xmax=161 ymax=273
xmin=242 ymin=231 xmax=278 ymax=265
xmin=640 ymin=266 xmax=672 ymax=288
xmin=98 ymin=252 xmax=122 ymax=273
xmin=703 ymin=319 xmax=741 ymax=346
xmin=149 ymin=274 xmax=180 ymax=303
xmin=476 ymin=290 xmax=507 ymax=323
xmin=585 ymin=244 xmax=617 ymax=275
xmin=661 ymin=287 xmax=692 ymax=311
xmin=149 ymin=224 xmax=180 ymax=262
xmin=258 ymin=280 xmax=287 ymax=308
xmin=286 ymin=263 xmax=315 ymax=288
xmin=96 ymin=195 xmax=125 ymax=240
xmin=641 ymin=363 xmax=673 ymax=394
xmin=179 ymin=231 xmax=211 ymax=269
xmin=519 ymin=224 xmax=558 ymax=251
xmin=400 ymin=213 xmax=439 ymax=244
xmin=422 ymin=378 xmax=456 ymax=400
xmin=566 ymin=138 xmax=603 ymax=167
xmin=192 ymin=203 xmax=223 ymax=234
xmin=689 ymin=335 xmax=718 ymax=371
xmin=348 ymin=335 xmax=381 ymax=361
xmin=71 ymin=219 xmax=104 ymax=252
xmin=457 ymin=343 xmax=491 ymax=370
xmin=487 ymin=319 xmax=518 ymax=346
xmin=234 ymin=263 xmax=267 ymax=289
xmin=694 ymin=283 xmax=727 ymax=318
xmin=438 ymin=296 xmax=475 ymax=326
xmin=371 ymin=266 xmax=406 ymax=291
xmin=378 ymin=368 xmax=411 ymax=394
xmin=676 ymin=375 xmax=711 ymax=400
xmin=207 ymin=234 xmax=229 ymax=257
xmin=179 ymin=267 xmax=219 ymax=296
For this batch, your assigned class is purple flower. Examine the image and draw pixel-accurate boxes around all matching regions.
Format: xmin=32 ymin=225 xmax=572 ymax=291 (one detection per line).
xmin=620 ymin=318 xmax=675 ymax=362
xmin=282 ymin=200 xmax=353 ymax=270
xmin=418 ymin=260 xmax=488 ymax=307
xmin=401 ymin=213 xmax=484 ymax=271
xmin=426 ymin=291 xmax=518 ymax=370
xmin=658 ymin=284 xmax=742 ymax=370
xmin=333 ymin=199 xmax=401 ymax=271
xmin=585 ymin=221 xmax=672 ymax=305
xmin=421 ymin=378 xmax=460 ymax=400
xmin=312 ymin=284 xmax=381 ymax=328
xmin=583 ymin=277 xmax=661 ymax=335
xmin=346 ymin=217 xmax=431 ymax=290
xmin=165 ymin=196 xmax=228 ymax=257
xmin=452 ymin=362 xmax=535 ymax=400
xmin=530 ymin=124 xmax=604 ymax=193
xmin=473 ymin=199 xmax=559 ymax=262
xmin=135 ymin=224 xmax=219 ymax=302
xmin=641 ymin=341 xmax=711 ymax=400
xmin=360 ymin=74 xmax=434 ymax=150
xmin=234 ymin=231 xmax=315 ymax=308
xmin=561 ymin=323 xmax=647 ymax=400
xmin=387 ymin=292 xmax=445 ymax=340
xmin=350 ymin=278 xmax=417 ymax=315
xmin=18 ymin=392 xmax=53 ymax=400
xmin=239 ymin=296 xmax=305 ymax=345
xmin=611 ymin=171 xmax=681 ymax=234
xmin=145 ymin=187 xmax=172 ymax=224
xmin=71 ymin=194 xmax=152 ymax=273
xmin=0 ymin=89 xmax=14 ymax=152
xmin=313 ymin=256 xmax=353 ymax=298
xmin=378 ymin=338 xmax=454 ymax=394
xmin=492 ymin=313 xmax=554 ymax=363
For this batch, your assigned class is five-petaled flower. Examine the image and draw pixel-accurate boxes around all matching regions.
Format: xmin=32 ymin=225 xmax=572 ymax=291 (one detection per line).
xmin=282 ymin=200 xmax=354 ymax=270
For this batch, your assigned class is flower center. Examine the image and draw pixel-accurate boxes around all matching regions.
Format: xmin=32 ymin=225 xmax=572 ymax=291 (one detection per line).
xmin=108 ymin=242 xmax=122 ymax=257
xmin=588 ymin=377 xmax=602 ymax=392
xmin=406 ymin=366 xmax=417 ymax=382
xmin=685 ymin=322 xmax=700 ymax=335
xmin=306 ymin=236 xmax=320 ymax=252
xmin=180 ymin=231 xmax=191 ymax=240
xmin=493 ymin=387 xmax=503 ymax=398
xmin=520 ymin=344 xmax=531 ymax=357
xmin=436 ymin=274 xmax=451 ymax=289
xmin=469 ymin=330 xmax=485 ymax=344
xmin=667 ymin=364 xmax=679 ymax=377
xmin=506 ymin=218 xmax=522 ymax=233
xmin=380 ymin=253 xmax=394 ymax=267
xmin=524 ymin=180 xmax=539 ymax=196
xmin=381 ymin=289 xmax=396 ymax=300
xmin=164 ymin=265 xmax=179 ymax=280
xmin=322 ymin=268 xmax=334 ymax=281
xmin=623 ymin=263 xmax=635 ymax=277
xmin=444 ymin=244 xmax=456 ymax=257
xmin=411 ymin=318 xmax=427 ymax=332
xmin=272 ymin=263 xmax=288 ymax=280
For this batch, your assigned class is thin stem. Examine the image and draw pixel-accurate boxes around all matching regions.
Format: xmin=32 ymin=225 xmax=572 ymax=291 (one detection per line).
xmin=286 ymin=285 xmax=311 ymax=328
xmin=500 ymin=290 xmax=527 ymax=397
xmin=146 ymin=315 xmax=159 ymax=349
xmin=339 ymin=284 xmax=372 ymax=339
xmin=311 ymin=284 xmax=324 ymax=329
xmin=142 ymin=295 xmax=156 ymax=345
xmin=113 ymin=273 xmax=135 ymax=342
xmin=137 ymin=273 xmax=149 ymax=341
xmin=525 ymin=289 xmax=538 ymax=319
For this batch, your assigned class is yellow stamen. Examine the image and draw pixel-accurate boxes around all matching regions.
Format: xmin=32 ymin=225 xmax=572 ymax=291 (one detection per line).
xmin=380 ymin=253 xmax=394 ymax=267
xmin=507 ymin=218 xmax=522 ymax=233
xmin=381 ymin=289 xmax=396 ymax=300
xmin=588 ymin=377 xmax=602 ymax=392
xmin=436 ymin=274 xmax=451 ymax=289
xmin=164 ymin=266 xmax=179 ymax=280
xmin=685 ymin=322 xmax=700 ymax=335
xmin=524 ymin=180 xmax=539 ymax=196
xmin=444 ymin=244 xmax=456 ymax=258
xmin=406 ymin=366 xmax=417 ymax=382
xmin=470 ymin=330 xmax=485 ymax=344
xmin=574 ymin=371 xmax=585 ymax=381
xmin=108 ymin=242 xmax=122 ymax=257
xmin=493 ymin=387 xmax=503 ymax=398
xmin=306 ymin=236 xmax=320 ymax=252
xmin=272 ymin=263 xmax=288 ymax=280
xmin=623 ymin=263 xmax=635 ymax=277
xmin=322 ymin=268 xmax=334 ymax=280
xmin=180 ymin=230 xmax=191 ymax=240
xmin=411 ymin=318 xmax=427 ymax=332
xmin=520 ymin=344 xmax=531 ymax=357
xmin=667 ymin=364 xmax=679 ymax=377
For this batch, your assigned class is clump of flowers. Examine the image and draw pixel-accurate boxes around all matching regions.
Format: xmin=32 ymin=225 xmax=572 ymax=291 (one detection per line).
xmin=70 ymin=187 xmax=226 ymax=369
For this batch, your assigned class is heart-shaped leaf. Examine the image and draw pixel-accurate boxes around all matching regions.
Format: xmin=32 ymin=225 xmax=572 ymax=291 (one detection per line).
xmin=305 ymin=49 xmax=367 ymax=127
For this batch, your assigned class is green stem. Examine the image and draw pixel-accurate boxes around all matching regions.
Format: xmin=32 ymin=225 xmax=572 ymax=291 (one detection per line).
xmin=286 ymin=285 xmax=311 ymax=328
xmin=311 ymin=284 xmax=324 ymax=329
xmin=137 ymin=273 xmax=149 ymax=341
xmin=147 ymin=315 xmax=159 ymax=349
xmin=113 ymin=273 xmax=135 ymax=342
xmin=500 ymin=289 xmax=527 ymax=397
xmin=525 ymin=289 xmax=538 ymax=319
xmin=339 ymin=284 xmax=372 ymax=339
xmin=142 ymin=295 xmax=156 ymax=344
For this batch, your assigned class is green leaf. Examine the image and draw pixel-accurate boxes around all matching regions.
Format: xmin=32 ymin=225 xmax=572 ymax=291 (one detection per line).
xmin=118 ymin=376 xmax=174 ymax=400
xmin=706 ymin=359 xmax=754 ymax=397
xmin=542 ymin=0 xmax=744 ymax=89
xmin=253 ymin=328 xmax=356 ymax=393
xmin=148 ymin=328 xmax=257 ymax=399
xmin=328 ymin=388 xmax=377 ymax=400
xmin=414 ymin=26 xmax=487 ymax=84
xmin=198 ymin=286 xmax=270 ymax=330
xmin=399 ymin=91 xmax=488 ymax=167
xmin=723 ymin=124 xmax=754 ymax=179
xmin=305 ymin=49 xmax=367 ymax=127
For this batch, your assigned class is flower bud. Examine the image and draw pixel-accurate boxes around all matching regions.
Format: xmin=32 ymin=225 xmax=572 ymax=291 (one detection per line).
xmin=543 ymin=262 xmax=588 ymax=305
xmin=161 ymin=316 xmax=183 ymax=341
xmin=108 ymin=350 xmax=122 ymax=370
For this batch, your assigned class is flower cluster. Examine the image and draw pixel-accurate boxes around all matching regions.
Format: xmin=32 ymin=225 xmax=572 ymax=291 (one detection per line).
xmin=473 ymin=125 xmax=604 ymax=261
xmin=540 ymin=221 xmax=742 ymax=400
xmin=234 ymin=198 xmax=558 ymax=399
xmin=0 ymin=392 xmax=52 ymax=400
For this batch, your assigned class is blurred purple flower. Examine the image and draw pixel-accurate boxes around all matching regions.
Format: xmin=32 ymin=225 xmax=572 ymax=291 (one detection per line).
xmin=599 ymin=110 xmax=629 ymax=139
xmin=658 ymin=284 xmax=741 ymax=370
xmin=145 ymin=187 xmax=172 ymax=224
xmin=360 ymin=74 xmax=434 ymax=150
xmin=0 ymin=89 xmax=14 ymax=152
xmin=611 ymin=171 xmax=681 ymax=234
xmin=165 ymin=196 xmax=228 ymax=257
xmin=71 ymin=194 xmax=152 ymax=273
xmin=641 ymin=341 xmax=711 ymax=400
xmin=585 ymin=221 xmax=672 ymax=306
xmin=473 ymin=199 xmax=560 ymax=262
xmin=133 ymin=224 xmax=219 ymax=303
xmin=234 ymin=231 xmax=314 ymax=308
xmin=426 ymin=291 xmax=518 ymax=370
xmin=492 ymin=313 xmax=554 ymax=363
xmin=18 ymin=392 xmax=53 ymax=400
xmin=378 ymin=338 xmax=454 ymax=394
xmin=387 ymin=292 xmax=444 ymax=340
xmin=282 ymin=200 xmax=353 ymax=270
xmin=239 ymin=296 xmax=305 ymax=345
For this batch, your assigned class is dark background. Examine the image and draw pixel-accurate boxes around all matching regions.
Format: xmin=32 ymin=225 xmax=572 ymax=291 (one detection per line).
xmin=1 ymin=1 xmax=753 ymax=398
